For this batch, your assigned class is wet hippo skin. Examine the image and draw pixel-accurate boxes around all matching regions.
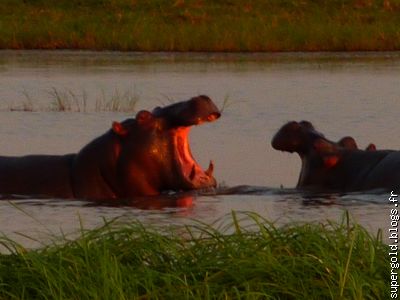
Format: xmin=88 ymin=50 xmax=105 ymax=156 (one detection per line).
xmin=0 ymin=95 xmax=220 ymax=199
xmin=271 ymin=120 xmax=399 ymax=192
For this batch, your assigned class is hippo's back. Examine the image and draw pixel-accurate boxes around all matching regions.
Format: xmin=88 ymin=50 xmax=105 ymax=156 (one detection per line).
xmin=0 ymin=154 xmax=75 ymax=198
xmin=361 ymin=151 xmax=400 ymax=190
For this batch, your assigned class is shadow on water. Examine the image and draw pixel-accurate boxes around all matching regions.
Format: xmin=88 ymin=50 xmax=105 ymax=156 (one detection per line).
xmin=0 ymin=193 xmax=195 ymax=210
xmin=0 ymin=185 xmax=390 ymax=209
xmin=214 ymin=184 xmax=389 ymax=204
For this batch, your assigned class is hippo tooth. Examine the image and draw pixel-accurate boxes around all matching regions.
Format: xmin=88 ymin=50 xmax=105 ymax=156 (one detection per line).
xmin=189 ymin=164 xmax=196 ymax=180
xmin=205 ymin=160 xmax=214 ymax=177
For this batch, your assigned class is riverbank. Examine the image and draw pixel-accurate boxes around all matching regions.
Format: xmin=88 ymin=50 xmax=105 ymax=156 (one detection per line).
xmin=0 ymin=212 xmax=388 ymax=299
xmin=1 ymin=0 xmax=399 ymax=51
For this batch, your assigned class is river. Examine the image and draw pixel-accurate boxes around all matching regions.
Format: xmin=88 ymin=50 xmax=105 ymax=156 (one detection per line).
xmin=0 ymin=50 xmax=398 ymax=247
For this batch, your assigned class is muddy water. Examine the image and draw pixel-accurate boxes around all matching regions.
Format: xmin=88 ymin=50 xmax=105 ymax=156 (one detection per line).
xmin=0 ymin=51 xmax=399 ymax=247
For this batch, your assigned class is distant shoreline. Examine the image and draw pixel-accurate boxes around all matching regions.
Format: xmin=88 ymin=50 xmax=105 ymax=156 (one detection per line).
xmin=1 ymin=0 xmax=399 ymax=51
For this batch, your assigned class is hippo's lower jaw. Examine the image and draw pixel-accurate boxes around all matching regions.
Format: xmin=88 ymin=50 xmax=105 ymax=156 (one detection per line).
xmin=173 ymin=127 xmax=216 ymax=190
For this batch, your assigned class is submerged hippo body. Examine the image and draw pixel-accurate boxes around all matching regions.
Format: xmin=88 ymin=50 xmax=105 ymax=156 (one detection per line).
xmin=0 ymin=96 xmax=220 ymax=199
xmin=0 ymin=155 xmax=75 ymax=198
xmin=271 ymin=121 xmax=400 ymax=192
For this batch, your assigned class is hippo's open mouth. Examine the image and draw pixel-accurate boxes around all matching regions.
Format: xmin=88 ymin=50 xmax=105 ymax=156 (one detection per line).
xmin=172 ymin=112 xmax=220 ymax=189
xmin=151 ymin=95 xmax=221 ymax=191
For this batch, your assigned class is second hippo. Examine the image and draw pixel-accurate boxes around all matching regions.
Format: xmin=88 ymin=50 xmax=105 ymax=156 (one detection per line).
xmin=271 ymin=120 xmax=400 ymax=192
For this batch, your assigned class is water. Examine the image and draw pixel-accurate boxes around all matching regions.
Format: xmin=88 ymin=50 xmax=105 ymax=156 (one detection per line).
xmin=0 ymin=50 xmax=398 ymax=247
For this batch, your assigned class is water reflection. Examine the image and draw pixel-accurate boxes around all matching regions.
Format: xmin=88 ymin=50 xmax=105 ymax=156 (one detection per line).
xmin=0 ymin=186 xmax=391 ymax=248
xmin=84 ymin=193 xmax=194 ymax=210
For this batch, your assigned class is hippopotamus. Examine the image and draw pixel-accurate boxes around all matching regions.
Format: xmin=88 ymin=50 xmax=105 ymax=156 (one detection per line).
xmin=0 ymin=95 xmax=220 ymax=200
xmin=271 ymin=120 xmax=400 ymax=192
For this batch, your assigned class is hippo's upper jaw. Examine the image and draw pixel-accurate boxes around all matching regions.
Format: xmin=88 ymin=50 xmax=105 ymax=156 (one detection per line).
xmin=152 ymin=95 xmax=221 ymax=127
xmin=271 ymin=120 xmax=324 ymax=156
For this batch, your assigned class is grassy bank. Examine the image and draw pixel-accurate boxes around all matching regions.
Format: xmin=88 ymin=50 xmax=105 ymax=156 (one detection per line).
xmin=0 ymin=212 xmax=388 ymax=299
xmin=0 ymin=0 xmax=400 ymax=51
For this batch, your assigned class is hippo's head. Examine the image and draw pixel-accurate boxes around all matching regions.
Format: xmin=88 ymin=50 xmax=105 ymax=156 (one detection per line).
xmin=271 ymin=121 xmax=327 ymax=155
xmin=110 ymin=95 xmax=221 ymax=196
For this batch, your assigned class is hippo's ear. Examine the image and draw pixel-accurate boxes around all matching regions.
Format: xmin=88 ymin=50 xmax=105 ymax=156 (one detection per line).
xmin=136 ymin=110 xmax=154 ymax=126
xmin=112 ymin=121 xmax=128 ymax=136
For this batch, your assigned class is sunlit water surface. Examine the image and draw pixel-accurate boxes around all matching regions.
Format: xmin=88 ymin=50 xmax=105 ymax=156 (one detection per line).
xmin=0 ymin=51 xmax=399 ymax=248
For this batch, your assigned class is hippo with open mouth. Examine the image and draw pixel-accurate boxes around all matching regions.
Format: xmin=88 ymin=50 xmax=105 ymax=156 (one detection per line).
xmin=271 ymin=120 xmax=399 ymax=192
xmin=0 ymin=95 xmax=220 ymax=199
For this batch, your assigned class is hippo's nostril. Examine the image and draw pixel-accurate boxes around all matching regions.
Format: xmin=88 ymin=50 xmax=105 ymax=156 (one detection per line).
xmin=207 ymin=112 xmax=221 ymax=122
xmin=193 ymin=112 xmax=221 ymax=125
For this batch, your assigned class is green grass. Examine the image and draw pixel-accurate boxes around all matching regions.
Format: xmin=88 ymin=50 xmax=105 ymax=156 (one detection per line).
xmin=0 ymin=212 xmax=388 ymax=299
xmin=0 ymin=0 xmax=400 ymax=51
